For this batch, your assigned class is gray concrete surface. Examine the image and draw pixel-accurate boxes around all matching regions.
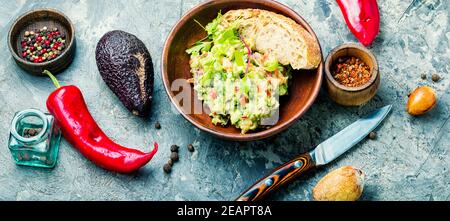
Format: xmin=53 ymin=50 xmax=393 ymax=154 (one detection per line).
xmin=0 ymin=0 xmax=449 ymax=201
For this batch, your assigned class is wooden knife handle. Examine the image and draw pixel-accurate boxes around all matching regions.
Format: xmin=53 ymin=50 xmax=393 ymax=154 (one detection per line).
xmin=236 ymin=153 xmax=316 ymax=201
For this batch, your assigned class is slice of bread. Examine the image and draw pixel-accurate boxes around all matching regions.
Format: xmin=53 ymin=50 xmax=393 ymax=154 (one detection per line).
xmin=219 ymin=9 xmax=321 ymax=70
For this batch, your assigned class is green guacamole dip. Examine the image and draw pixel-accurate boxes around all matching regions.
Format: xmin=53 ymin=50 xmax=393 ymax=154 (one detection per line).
xmin=186 ymin=13 xmax=291 ymax=134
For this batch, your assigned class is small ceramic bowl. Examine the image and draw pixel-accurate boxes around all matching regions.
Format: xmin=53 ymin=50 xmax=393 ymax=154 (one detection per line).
xmin=324 ymin=43 xmax=379 ymax=106
xmin=161 ymin=0 xmax=323 ymax=141
xmin=8 ymin=8 xmax=76 ymax=75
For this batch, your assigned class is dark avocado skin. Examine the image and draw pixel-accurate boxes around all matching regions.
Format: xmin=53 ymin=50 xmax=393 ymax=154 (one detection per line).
xmin=95 ymin=30 xmax=153 ymax=117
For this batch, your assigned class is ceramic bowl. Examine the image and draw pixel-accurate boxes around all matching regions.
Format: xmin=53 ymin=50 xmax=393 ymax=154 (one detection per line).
xmin=8 ymin=8 xmax=76 ymax=75
xmin=324 ymin=43 xmax=379 ymax=106
xmin=161 ymin=0 xmax=323 ymax=141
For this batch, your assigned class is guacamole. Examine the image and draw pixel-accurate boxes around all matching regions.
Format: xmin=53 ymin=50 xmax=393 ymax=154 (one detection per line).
xmin=186 ymin=13 xmax=291 ymax=134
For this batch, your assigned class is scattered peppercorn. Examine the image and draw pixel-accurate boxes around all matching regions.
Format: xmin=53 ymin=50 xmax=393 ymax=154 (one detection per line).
xmin=19 ymin=26 xmax=66 ymax=63
xmin=333 ymin=57 xmax=371 ymax=87
xmin=163 ymin=163 xmax=172 ymax=173
xmin=167 ymin=159 xmax=173 ymax=166
xmin=155 ymin=121 xmax=161 ymax=129
xmin=431 ymin=73 xmax=441 ymax=82
xmin=170 ymin=144 xmax=179 ymax=152
xmin=421 ymin=73 xmax=426 ymax=80
xmin=187 ymin=144 xmax=195 ymax=152
xmin=368 ymin=131 xmax=377 ymax=140
xmin=170 ymin=152 xmax=179 ymax=162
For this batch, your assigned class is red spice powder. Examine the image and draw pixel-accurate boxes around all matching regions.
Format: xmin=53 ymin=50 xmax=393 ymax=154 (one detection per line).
xmin=333 ymin=57 xmax=371 ymax=87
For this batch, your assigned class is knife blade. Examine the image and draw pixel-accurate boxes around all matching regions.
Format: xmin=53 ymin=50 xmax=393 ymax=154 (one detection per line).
xmin=311 ymin=104 xmax=392 ymax=166
xmin=236 ymin=105 xmax=392 ymax=201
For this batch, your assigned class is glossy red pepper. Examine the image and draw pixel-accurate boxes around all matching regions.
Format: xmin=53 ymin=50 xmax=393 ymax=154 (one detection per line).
xmin=43 ymin=70 xmax=158 ymax=173
xmin=336 ymin=0 xmax=380 ymax=46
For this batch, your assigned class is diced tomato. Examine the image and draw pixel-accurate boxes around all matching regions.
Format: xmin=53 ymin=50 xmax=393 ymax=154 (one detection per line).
xmin=262 ymin=53 xmax=269 ymax=63
xmin=240 ymin=96 xmax=248 ymax=106
xmin=274 ymin=69 xmax=280 ymax=76
xmin=209 ymin=90 xmax=217 ymax=99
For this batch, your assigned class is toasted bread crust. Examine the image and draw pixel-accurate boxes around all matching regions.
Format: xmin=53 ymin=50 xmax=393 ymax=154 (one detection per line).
xmin=220 ymin=9 xmax=321 ymax=70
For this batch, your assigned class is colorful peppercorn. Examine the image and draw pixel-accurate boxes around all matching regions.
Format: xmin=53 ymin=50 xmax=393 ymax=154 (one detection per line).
xmin=170 ymin=144 xmax=179 ymax=152
xmin=368 ymin=131 xmax=377 ymax=140
xmin=163 ymin=163 xmax=172 ymax=173
xmin=421 ymin=73 xmax=427 ymax=80
xmin=170 ymin=152 xmax=179 ymax=162
xmin=431 ymin=73 xmax=441 ymax=82
xmin=187 ymin=144 xmax=195 ymax=152
xmin=154 ymin=121 xmax=161 ymax=129
xmin=19 ymin=26 xmax=66 ymax=63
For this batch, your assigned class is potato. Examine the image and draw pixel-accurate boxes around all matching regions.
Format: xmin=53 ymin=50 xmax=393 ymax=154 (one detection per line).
xmin=313 ymin=166 xmax=365 ymax=201
xmin=407 ymin=86 xmax=437 ymax=116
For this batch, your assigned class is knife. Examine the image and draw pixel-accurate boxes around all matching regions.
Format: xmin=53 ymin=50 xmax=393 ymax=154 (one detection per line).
xmin=236 ymin=105 xmax=392 ymax=201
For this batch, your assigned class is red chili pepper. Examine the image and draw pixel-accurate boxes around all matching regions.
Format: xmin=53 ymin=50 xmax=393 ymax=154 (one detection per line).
xmin=336 ymin=0 xmax=380 ymax=46
xmin=43 ymin=70 xmax=158 ymax=173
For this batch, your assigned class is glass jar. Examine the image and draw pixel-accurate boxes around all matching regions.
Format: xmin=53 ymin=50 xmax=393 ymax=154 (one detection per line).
xmin=8 ymin=108 xmax=61 ymax=168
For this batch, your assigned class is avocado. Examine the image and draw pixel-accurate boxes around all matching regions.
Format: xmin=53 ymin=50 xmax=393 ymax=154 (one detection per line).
xmin=95 ymin=30 xmax=154 ymax=117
